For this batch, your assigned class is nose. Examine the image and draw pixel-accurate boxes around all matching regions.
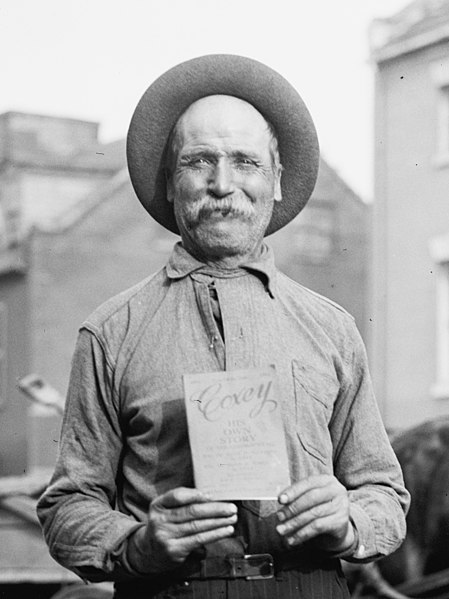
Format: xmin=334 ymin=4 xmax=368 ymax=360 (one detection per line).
xmin=208 ymin=158 xmax=235 ymax=197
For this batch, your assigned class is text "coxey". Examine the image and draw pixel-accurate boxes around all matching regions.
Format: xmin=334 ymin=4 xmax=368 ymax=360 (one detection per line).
xmin=189 ymin=380 xmax=278 ymax=422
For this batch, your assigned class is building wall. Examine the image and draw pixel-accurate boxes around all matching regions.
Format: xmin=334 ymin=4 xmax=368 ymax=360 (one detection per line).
xmin=372 ymin=39 xmax=449 ymax=427
xmin=0 ymin=148 xmax=31 ymax=474
xmin=19 ymin=168 xmax=111 ymax=230
xmin=271 ymin=160 xmax=370 ymax=340
xmin=0 ymin=269 xmax=30 ymax=475
xmin=0 ymin=111 xmax=120 ymax=473
xmin=30 ymin=183 xmax=178 ymax=398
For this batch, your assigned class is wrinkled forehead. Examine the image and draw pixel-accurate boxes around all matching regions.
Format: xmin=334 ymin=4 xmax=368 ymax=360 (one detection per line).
xmin=173 ymin=94 xmax=273 ymax=145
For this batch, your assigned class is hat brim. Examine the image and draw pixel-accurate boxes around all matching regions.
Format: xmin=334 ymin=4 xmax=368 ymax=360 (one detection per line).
xmin=127 ymin=54 xmax=319 ymax=236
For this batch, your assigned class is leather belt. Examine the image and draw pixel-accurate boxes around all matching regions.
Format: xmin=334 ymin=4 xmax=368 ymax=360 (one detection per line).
xmin=181 ymin=549 xmax=310 ymax=581
xmin=191 ymin=553 xmax=274 ymax=580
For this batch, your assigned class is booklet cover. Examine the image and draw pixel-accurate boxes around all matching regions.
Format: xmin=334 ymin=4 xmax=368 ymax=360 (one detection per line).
xmin=183 ymin=366 xmax=291 ymax=500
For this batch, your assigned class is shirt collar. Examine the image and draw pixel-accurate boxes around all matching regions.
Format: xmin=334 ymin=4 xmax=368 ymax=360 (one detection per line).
xmin=166 ymin=242 xmax=277 ymax=297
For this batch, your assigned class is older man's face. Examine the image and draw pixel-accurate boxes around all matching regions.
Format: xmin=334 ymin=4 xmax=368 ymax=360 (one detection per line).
xmin=167 ymin=95 xmax=282 ymax=264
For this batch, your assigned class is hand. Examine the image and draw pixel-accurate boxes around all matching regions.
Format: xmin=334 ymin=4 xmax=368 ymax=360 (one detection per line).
xmin=276 ymin=475 xmax=354 ymax=553
xmin=128 ymin=487 xmax=237 ymax=573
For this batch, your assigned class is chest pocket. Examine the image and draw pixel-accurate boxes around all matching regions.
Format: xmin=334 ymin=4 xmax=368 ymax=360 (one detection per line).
xmin=292 ymin=359 xmax=339 ymax=468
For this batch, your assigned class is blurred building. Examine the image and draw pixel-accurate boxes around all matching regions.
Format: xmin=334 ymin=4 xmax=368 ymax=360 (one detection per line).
xmin=0 ymin=110 xmax=369 ymax=468
xmin=270 ymin=158 xmax=369 ymax=337
xmin=0 ymin=115 xmax=32 ymax=475
xmin=0 ymin=198 xmax=29 ymax=475
xmin=370 ymin=0 xmax=449 ymax=427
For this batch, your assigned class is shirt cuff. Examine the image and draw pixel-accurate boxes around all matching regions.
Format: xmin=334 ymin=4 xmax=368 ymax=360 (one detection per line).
xmin=109 ymin=523 xmax=149 ymax=578
xmin=341 ymin=503 xmax=378 ymax=562
xmin=322 ymin=517 xmax=359 ymax=559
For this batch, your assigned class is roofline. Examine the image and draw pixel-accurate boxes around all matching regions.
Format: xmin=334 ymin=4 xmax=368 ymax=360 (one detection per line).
xmin=0 ymin=110 xmax=99 ymax=128
xmin=0 ymin=157 xmax=120 ymax=175
xmin=318 ymin=157 xmax=369 ymax=207
xmin=36 ymin=167 xmax=130 ymax=234
xmin=372 ymin=22 xmax=449 ymax=63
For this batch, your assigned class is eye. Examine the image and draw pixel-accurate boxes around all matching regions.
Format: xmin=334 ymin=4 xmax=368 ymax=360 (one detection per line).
xmin=234 ymin=156 xmax=258 ymax=169
xmin=192 ymin=157 xmax=210 ymax=166
xmin=180 ymin=155 xmax=213 ymax=168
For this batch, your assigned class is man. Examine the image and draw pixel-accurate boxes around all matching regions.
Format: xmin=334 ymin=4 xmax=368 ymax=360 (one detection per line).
xmin=38 ymin=55 xmax=409 ymax=599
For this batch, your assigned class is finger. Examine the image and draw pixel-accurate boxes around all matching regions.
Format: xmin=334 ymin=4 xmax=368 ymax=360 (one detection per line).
xmin=159 ymin=501 xmax=238 ymax=523
xmin=282 ymin=513 xmax=345 ymax=547
xmin=156 ymin=487 xmax=211 ymax=509
xmin=278 ymin=484 xmax=338 ymax=523
xmin=277 ymin=498 xmax=337 ymax=537
xmin=278 ymin=475 xmax=335 ymax=505
xmin=170 ymin=514 xmax=238 ymax=537
xmin=170 ymin=524 xmax=236 ymax=560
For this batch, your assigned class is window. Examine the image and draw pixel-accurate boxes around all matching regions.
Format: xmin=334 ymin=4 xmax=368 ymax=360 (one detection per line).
xmin=430 ymin=235 xmax=449 ymax=399
xmin=0 ymin=302 xmax=7 ymax=407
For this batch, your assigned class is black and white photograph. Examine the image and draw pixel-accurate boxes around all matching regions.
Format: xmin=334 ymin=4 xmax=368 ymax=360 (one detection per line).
xmin=1 ymin=1 xmax=449 ymax=598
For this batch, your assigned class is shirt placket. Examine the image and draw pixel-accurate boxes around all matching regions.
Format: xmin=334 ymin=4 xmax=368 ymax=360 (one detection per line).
xmin=215 ymin=276 xmax=257 ymax=371
xmin=191 ymin=273 xmax=225 ymax=370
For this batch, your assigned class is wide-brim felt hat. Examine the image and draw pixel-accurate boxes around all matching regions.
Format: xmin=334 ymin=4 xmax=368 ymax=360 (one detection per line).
xmin=127 ymin=54 xmax=319 ymax=236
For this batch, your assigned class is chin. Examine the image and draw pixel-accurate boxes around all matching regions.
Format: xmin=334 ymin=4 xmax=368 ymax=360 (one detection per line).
xmin=193 ymin=223 xmax=252 ymax=257
xmin=201 ymin=237 xmax=248 ymax=257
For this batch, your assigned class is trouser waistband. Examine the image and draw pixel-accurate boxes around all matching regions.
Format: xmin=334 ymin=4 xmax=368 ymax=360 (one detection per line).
xmin=114 ymin=551 xmax=349 ymax=599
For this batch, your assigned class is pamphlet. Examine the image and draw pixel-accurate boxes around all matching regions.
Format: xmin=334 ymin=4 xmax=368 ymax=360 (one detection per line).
xmin=183 ymin=366 xmax=291 ymax=500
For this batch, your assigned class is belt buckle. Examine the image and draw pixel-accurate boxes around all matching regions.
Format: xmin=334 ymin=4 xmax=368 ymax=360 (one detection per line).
xmin=230 ymin=553 xmax=274 ymax=580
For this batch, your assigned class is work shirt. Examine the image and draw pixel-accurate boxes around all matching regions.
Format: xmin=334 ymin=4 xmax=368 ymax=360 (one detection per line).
xmin=37 ymin=242 xmax=409 ymax=580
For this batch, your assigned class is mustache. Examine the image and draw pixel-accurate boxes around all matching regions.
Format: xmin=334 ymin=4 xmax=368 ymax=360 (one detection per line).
xmin=188 ymin=195 xmax=255 ymax=221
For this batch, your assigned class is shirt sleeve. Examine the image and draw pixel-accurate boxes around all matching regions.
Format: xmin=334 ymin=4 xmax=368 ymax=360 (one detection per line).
xmin=330 ymin=322 xmax=410 ymax=562
xmin=36 ymin=328 xmax=143 ymax=581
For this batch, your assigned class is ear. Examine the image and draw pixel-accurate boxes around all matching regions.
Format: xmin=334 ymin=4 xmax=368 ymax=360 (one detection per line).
xmin=274 ymin=165 xmax=283 ymax=203
xmin=166 ymin=170 xmax=174 ymax=204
